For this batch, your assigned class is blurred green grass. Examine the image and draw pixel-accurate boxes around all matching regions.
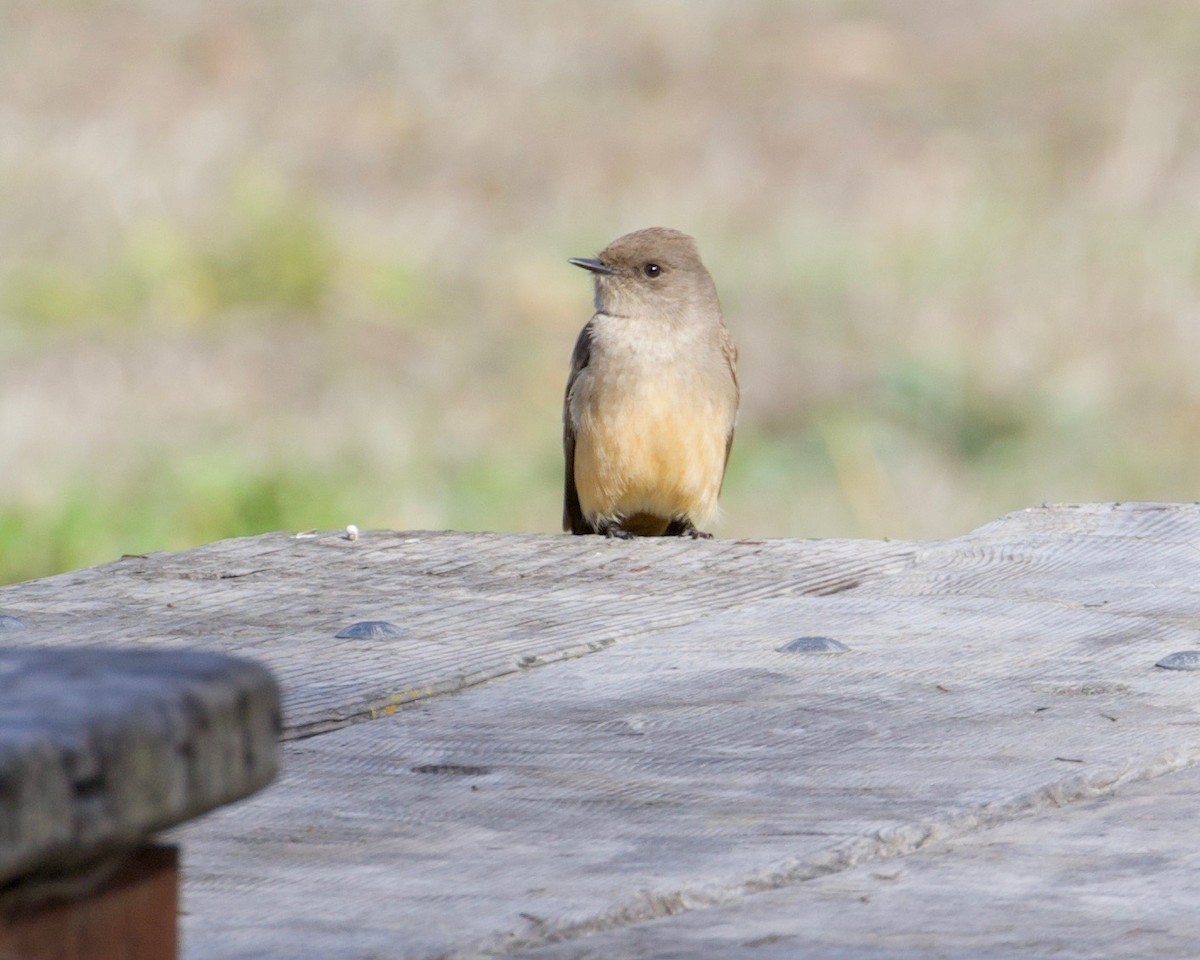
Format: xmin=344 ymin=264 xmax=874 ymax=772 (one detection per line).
xmin=2 ymin=169 xmax=336 ymax=332
xmin=3 ymin=2 xmax=1200 ymax=584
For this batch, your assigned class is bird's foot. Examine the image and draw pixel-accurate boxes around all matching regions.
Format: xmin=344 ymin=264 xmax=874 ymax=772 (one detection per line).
xmin=597 ymin=520 xmax=637 ymax=540
xmin=664 ymin=519 xmax=713 ymax=540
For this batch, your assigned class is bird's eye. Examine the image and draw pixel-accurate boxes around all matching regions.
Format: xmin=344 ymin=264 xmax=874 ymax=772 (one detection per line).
xmin=643 ymin=262 xmax=661 ymax=278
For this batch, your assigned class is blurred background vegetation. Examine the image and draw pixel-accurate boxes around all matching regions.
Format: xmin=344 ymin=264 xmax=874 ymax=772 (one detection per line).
xmin=2 ymin=1 xmax=1200 ymax=584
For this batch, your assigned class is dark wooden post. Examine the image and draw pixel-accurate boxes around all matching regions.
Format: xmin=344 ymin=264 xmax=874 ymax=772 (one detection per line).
xmin=0 ymin=847 xmax=178 ymax=960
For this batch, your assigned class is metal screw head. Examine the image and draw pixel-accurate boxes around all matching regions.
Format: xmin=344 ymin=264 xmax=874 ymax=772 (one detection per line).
xmin=1155 ymin=651 xmax=1200 ymax=671
xmin=336 ymin=620 xmax=405 ymax=639
xmin=777 ymin=636 xmax=849 ymax=655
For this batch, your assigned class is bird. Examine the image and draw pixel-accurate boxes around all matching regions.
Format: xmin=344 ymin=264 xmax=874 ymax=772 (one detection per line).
xmin=562 ymin=227 xmax=739 ymax=539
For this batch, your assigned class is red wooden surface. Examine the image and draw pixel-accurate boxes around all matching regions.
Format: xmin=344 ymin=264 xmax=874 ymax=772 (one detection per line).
xmin=0 ymin=846 xmax=177 ymax=960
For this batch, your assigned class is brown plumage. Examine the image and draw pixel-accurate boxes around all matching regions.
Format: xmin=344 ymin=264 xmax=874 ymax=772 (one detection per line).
xmin=563 ymin=227 xmax=739 ymax=539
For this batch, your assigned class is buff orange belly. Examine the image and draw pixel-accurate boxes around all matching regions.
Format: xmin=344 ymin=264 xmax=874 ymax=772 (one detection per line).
xmin=574 ymin=392 xmax=727 ymax=531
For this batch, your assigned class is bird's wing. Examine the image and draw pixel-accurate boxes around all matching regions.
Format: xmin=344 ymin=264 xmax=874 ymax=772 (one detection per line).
xmin=720 ymin=322 xmax=739 ymax=478
xmin=562 ymin=321 xmax=594 ymax=533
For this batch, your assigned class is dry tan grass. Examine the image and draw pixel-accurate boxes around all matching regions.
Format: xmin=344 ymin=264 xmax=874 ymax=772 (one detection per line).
xmin=2 ymin=1 xmax=1200 ymax=580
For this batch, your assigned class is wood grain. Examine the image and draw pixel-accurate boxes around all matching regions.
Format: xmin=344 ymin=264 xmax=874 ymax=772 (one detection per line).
xmin=0 ymin=846 xmax=177 ymax=960
xmin=3 ymin=503 xmax=1200 ymax=958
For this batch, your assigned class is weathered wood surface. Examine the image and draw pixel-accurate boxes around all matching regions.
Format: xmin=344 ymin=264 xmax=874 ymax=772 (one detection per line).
xmin=511 ymin=762 xmax=1200 ymax=959
xmin=0 ymin=647 xmax=278 ymax=888
xmin=0 ymin=530 xmax=913 ymax=738
xmin=1 ymin=501 xmax=1199 ymax=958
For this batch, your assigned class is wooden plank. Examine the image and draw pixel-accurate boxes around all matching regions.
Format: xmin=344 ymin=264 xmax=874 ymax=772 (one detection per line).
xmin=0 ymin=648 xmax=279 ymax=886
xmin=0 ymin=845 xmax=177 ymax=960
xmin=0 ymin=532 xmax=915 ymax=737
xmin=154 ymin=503 xmax=1200 ymax=959
xmin=4 ymin=503 xmax=1199 ymax=957
xmin=508 ymin=764 xmax=1200 ymax=959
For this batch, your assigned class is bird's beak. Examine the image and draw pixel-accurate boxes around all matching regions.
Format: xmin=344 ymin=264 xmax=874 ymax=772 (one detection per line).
xmin=568 ymin=257 xmax=615 ymax=275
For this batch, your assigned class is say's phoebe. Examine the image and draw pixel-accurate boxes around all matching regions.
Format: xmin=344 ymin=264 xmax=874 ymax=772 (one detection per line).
xmin=563 ymin=227 xmax=739 ymax=539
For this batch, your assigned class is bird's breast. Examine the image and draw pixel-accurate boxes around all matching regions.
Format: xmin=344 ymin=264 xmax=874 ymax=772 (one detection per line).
xmin=570 ymin=315 xmax=736 ymax=526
